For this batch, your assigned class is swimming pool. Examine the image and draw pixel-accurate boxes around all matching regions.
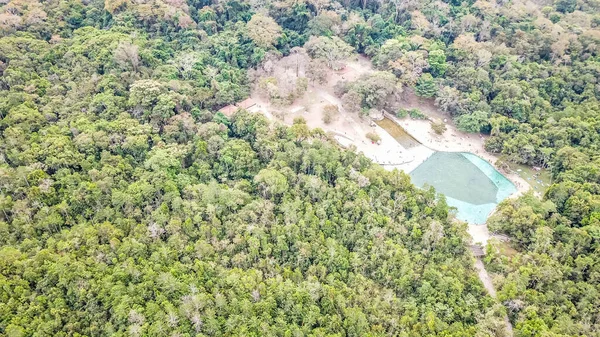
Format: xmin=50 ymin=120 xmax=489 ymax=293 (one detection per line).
xmin=410 ymin=152 xmax=517 ymax=224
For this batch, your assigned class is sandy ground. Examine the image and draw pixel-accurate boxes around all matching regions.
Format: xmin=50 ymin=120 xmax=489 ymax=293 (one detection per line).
xmin=474 ymin=258 xmax=496 ymax=297
xmin=251 ymin=57 xmax=519 ymax=328
xmin=388 ymin=94 xmax=535 ymax=246
xmin=251 ymin=56 xmax=414 ymax=166
xmin=469 ymin=224 xmax=491 ymax=246
xmin=474 ymin=257 xmax=515 ymax=335
xmin=395 ymin=91 xmax=531 ymax=193
xmin=386 ymin=112 xmax=531 ymax=245
xmin=386 ymin=144 xmax=434 ymax=173
xmin=249 ymin=55 xmax=530 ymax=248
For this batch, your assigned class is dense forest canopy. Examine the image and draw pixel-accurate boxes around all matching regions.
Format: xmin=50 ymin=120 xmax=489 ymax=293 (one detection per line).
xmin=1 ymin=0 xmax=600 ymax=336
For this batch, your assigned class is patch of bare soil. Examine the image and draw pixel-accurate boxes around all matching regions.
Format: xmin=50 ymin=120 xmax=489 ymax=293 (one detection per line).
xmin=401 ymin=88 xmax=449 ymax=121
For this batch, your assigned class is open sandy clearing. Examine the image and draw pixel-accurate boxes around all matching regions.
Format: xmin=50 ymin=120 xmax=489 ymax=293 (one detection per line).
xmin=250 ymin=55 xmax=532 ymax=248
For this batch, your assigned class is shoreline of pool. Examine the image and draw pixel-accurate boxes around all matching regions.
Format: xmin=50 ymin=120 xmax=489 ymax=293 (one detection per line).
xmin=376 ymin=116 xmax=527 ymax=245
xmin=381 ymin=115 xmax=530 ymax=196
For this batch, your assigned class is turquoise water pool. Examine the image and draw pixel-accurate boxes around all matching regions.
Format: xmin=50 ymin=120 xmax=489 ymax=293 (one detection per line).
xmin=410 ymin=152 xmax=517 ymax=224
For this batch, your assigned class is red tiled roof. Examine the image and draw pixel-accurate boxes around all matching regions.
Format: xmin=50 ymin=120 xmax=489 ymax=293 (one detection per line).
xmin=218 ymin=105 xmax=238 ymax=116
xmin=237 ymin=98 xmax=256 ymax=109
xmin=218 ymin=98 xmax=257 ymax=117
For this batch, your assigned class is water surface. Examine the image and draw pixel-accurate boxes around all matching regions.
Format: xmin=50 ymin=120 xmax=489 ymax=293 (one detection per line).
xmin=375 ymin=118 xmax=421 ymax=149
xmin=410 ymin=152 xmax=516 ymax=224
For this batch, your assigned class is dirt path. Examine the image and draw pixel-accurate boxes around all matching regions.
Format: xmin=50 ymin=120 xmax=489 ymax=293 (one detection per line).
xmin=382 ymin=107 xmax=533 ymax=245
xmin=251 ymin=56 xmax=532 ymax=233
xmin=250 ymin=54 xmax=516 ymax=335
xmin=251 ymin=56 xmax=416 ymax=167
xmin=474 ymin=258 xmax=496 ymax=297
xmin=469 ymin=223 xmax=491 ymax=246
xmin=474 ymin=258 xmax=515 ymax=336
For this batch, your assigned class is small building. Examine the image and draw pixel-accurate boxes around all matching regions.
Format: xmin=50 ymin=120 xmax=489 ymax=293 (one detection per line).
xmin=237 ymin=98 xmax=257 ymax=110
xmin=218 ymin=104 xmax=238 ymax=117
xmin=218 ymin=98 xmax=258 ymax=117
xmin=469 ymin=245 xmax=485 ymax=257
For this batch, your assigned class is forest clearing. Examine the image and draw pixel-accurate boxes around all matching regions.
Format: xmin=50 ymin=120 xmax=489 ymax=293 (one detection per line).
xmin=1 ymin=0 xmax=599 ymax=336
xmin=246 ymin=51 xmax=531 ymax=248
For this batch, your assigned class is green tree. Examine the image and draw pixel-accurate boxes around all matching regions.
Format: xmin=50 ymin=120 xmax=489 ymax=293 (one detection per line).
xmin=428 ymin=49 xmax=447 ymax=77
xmin=415 ymin=73 xmax=437 ymax=98
xmin=431 ymin=121 xmax=446 ymax=135
xmin=254 ymin=168 xmax=288 ymax=199
xmin=555 ymin=0 xmax=577 ymax=13
xmin=246 ymin=14 xmax=282 ymax=48
xmin=322 ymin=104 xmax=338 ymax=124
xmin=304 ymin=36 xmax=354 ymax=70
xmin=455 ymin=111 xmax=490 ymax=133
